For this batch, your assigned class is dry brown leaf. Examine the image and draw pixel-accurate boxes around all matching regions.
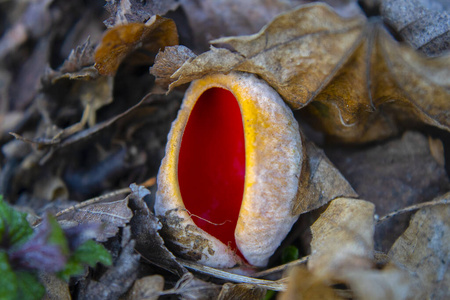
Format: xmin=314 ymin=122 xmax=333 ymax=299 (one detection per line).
xmin=154 ymin=3 xmax=450 ymax=143
xmin=217 ymin=283 xmax=266 ymax=300
xmin=381 ymin=0 xmax=450 ymax=56
xmin=128 ymin=183 xmax=187 ymax=277
xmin=160 ymin=273 xmax=221 ymax=300
xmin=78 ymin=226 xmax=140 ymax=300
xmin=126 ymin=275 xmax=164 ymax=300
xmin=293 ymin=139 xmax=358 ymax=215
xmin=278 ymin=266 xmax=345 ymax=300
xmin=179 ymin=0 xmax=363 ymax=52
xmin=308 ymin=197 xmax=375 ymax=278
xmin=389 ymin=200 xmax=450 ymax=299
xmin=150 ymin=45 xmax=196 ymax=87
xmin=55 ymin=195 xmax=133 ymax=242
xmin=94 ymin=15 xmax=178 ymax=76
xmin=104 ymin=0 xmax=179 ymax=27
xmin=59 ymin=37 xmax=95 ymax=74
xmin=325 ymin=131 xmax=450 ymax=251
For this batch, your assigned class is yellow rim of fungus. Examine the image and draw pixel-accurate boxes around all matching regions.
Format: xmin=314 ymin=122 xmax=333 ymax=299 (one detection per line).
xmin=156 ymin=72 xmax=302 ymax=267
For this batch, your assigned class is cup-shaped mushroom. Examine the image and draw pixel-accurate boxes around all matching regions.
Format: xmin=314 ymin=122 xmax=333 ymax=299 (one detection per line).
xmin=155 ymin=72 xmax=302 ymax=268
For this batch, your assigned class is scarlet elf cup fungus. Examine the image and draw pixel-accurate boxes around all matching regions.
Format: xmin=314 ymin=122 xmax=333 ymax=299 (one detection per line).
xmin=155 ymin=72 xmax=302 ymax=268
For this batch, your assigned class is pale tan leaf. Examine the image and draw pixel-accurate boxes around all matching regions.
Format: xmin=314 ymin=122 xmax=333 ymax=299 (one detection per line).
xmin=126 ymin=275 xmax=164 ymax=300
xmin=337 ymin=263 xmax=418 ymax=300
xmin=389 ymin=200 xmax=450 ymax=299
xmin=309 ymin=197 xmax=375 ymax=278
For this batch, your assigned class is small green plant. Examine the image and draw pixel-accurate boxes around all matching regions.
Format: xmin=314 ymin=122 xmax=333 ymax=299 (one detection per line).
xmin=0 ymin=196 xmax=112 ymax=300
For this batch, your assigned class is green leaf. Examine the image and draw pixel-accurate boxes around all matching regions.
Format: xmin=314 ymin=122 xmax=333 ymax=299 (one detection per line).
xmin=281 ymin=245 xmax=299 ymax=264
xmin=58 ymin=240 xmax=112 ymax=281
xmin=72 ymin=240 xmax=112 ymax=267
xmin=0 ymin=196 xmax=33 ymax=247
xmin=0 ymin=251 xmax=18 ymax=299
xmin=46 ymin=215 xmax=69 ymax=256
xmin=15 ymin=271 xmax=45 ymax=300
xmin=58 ymin=259 xmax=86 ymax=282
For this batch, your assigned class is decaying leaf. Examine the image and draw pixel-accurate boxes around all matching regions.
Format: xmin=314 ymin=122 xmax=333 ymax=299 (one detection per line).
xmin=59 ymin=37 xmax=96 ymax=74
xmin=95 ymin=15 xmax=178 ymax=76
xmin=325 ymin=131 xmax=450 ymax=251
xmin=158 ymin=272 xmax=221 ymax=300
xmin=389 ymin=199 xmax=450 ymax=299
xmin=293 ymin=139 xmax=358 ymax=215
xmin=336 ymin=263 xmax=417 ymax=300
xmin=104 ymin=0 xmax=179 ymax=27
xmin=153 ymin=3 xmax=450 ymax=142
xmin=126 ymin=275 xmax=164 ymax=300
xmin=217 ymin=283 xmax=266 ymax=300
xmin=128 ymin=183 xmax=187 ymax=277
xmin=55 ymin=195 xmax=133 ymax=242
xmin=308 ymin=197 xmax=375 ymax=277
xmin=150 ymin=45 xmax=196 ymax=88
xmin=179 ymin=0 xmax=363 ymax=52
xmin=304 ymin=197 xmax=420 ymax=299
xmin=77 ymin=226 xmax=140 ymax=300
xmin=381 ymin=0 xmax=450 ymax=56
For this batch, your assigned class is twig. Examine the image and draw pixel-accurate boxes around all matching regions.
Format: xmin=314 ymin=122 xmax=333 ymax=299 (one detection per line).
xmin=377 ymin=192 xmax=450 ymax=224
xmin=253 ymin=256 xmax=309 ymax=278
xmin=52 ymin=178 xmax=156 ymax=219
xmin=176 ymin=258 xmax=287 ymax=291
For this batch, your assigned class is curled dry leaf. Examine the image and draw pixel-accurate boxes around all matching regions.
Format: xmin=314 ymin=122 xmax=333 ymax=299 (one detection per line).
xmin=128 ymin=183 xmax=187 ymax=277
xmin=179 ymin=0 xmax=363 ymax=52
xmin=94 ymin=15 xmax=178 ymax=76
xmin=153 ymin=3 xmax=450 ymax=143
xmin=325 ymin=131 xmax=450 ymax=251
xmin=304 ymin=197 xmax=418 ymax=299
xmin=55 ymin=195 xmax=133 ymax=242
xmin=308 ymin=197 xmax=375 ymax=278
xmin=150 ymin=45 xmax=196 ymax=88
xmin=389 ymin=198 xmax=450 ymax=300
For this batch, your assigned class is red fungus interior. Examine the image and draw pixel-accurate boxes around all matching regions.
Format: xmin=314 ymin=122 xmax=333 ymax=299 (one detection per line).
xmin=178 ymin=88 xmax=245 ymax=252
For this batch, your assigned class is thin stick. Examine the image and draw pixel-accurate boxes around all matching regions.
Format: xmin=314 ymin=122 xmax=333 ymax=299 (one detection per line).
xmin=54 ymin=187 xmax=132 ymax=218
xmin=54 ymin=178 xmax=156 ymax=218
xmin=253 ymin=256 xmax=309 ymax=278
xmin=377 ymin=193 xmax=450 ymax=224
xmin=177 ymin=258 xmax=287 ymax=291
